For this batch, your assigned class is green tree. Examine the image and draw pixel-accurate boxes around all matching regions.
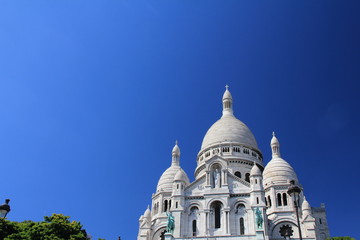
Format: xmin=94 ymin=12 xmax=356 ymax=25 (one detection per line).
xmin=327 ymin=237 xmax=355 ymax=240
xmin=0 ymin=214 xmax=90 ymax=240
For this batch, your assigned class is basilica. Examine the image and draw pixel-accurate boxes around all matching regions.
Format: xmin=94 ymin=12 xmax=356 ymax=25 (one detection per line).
xmin=138 ymin=87 xmax=330 ymax=240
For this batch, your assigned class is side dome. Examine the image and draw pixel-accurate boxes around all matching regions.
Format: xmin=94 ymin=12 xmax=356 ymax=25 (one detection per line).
xmin=201 ymin=115 xmax=258 ymax=150
xmin=144 ymin=206 xmax=151 ymax=219
xmin=174 ymin=169 xmax=190 ymax=183
xmin=157 ymin=166 xmax=189 ymax=192
xmin=263 ymin=157 xmax=298 ymax=187
xmin=250 ymin=163 xmax=262 ymax=176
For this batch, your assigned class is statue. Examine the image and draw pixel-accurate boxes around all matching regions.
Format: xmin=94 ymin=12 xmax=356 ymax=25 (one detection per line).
xmin=213 ymin=168 xmax=221 ymax=188
xmin=166 ymin=212 xmax=175 ymax=233
xmin=255 ymin=208 xmax=263 ymax=229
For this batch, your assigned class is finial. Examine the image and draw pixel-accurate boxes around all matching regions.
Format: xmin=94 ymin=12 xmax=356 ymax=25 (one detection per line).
xmin=175 ymin=140 xmax=178 ymax=145
xmin=272 ymin=131 xmax=275 ymax=137
xmin=225 ymin=84 xmax=229 ymax=90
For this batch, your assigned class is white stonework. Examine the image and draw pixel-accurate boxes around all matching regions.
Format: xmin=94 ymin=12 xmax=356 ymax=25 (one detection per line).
xmin=138 ymin=87 xmax=330 ymax=240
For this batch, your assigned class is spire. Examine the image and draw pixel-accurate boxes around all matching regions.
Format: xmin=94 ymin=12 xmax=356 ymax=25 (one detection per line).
xmin=270 ymin=132 xmax=281 ymax=157
xmin=222 ymin=85 xmax=233 ymax=117
xmin=172 ymin=140 xmax=180 ymax=165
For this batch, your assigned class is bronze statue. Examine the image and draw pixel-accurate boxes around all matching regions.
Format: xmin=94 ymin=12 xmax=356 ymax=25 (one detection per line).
xmin=166 ymin=212 xmax=175 ymax=233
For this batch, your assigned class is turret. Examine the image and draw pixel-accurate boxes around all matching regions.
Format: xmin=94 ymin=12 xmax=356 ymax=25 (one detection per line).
xmin=250 ymin=162 xmax=265 ymax=207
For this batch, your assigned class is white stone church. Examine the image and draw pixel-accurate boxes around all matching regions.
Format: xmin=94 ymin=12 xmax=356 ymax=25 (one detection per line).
xmin=138 ymin=87 xmax=330 ymax=240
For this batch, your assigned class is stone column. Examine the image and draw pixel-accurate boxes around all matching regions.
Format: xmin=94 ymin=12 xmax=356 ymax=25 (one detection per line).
xmin=206 ymin=171 xmax=210 ymax=187
xmin=205 ymin=210 xmax=210 ymax=235
xmin=222 ymin=169 xmax=228 ymax=186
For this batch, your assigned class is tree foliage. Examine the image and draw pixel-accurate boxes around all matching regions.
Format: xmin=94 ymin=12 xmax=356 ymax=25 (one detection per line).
xmin=327 ymin=237 xmax=355 ymax=240
xmin=0 ymin=214 xmax=89 ymax=240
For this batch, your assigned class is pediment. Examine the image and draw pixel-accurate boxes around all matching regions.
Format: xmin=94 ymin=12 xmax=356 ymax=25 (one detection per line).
xmin=185 ymin=175 xmax=206 ymax=195
xmin=227 ymin=171 xmax=251 ymax=192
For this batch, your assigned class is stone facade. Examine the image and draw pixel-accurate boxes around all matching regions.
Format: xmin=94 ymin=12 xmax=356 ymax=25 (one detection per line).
xmin=138 ymin=87 xmax=330 ymax=240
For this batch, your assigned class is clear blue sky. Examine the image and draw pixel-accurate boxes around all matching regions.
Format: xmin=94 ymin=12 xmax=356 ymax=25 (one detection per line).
xmin=0 ymin=1 xmax=359 ymax=239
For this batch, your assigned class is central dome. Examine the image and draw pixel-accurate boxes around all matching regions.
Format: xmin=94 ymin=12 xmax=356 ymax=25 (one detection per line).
xmin=200 ymin=86 xmax=258 ymax=151
xmin=201 ymin=115 xmax=258 ymax=150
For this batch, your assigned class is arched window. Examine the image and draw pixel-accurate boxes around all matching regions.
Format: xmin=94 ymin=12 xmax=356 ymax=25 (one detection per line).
xmin=192 ymin=220 xmax=197 ymax=236
xmin=283 ymin=193 xmax=288 ymax=206
xmin=169 ymin=200 xmax=172 ymax=210
xmin=235 ymin=171 xmax=241 ymax=178
xmin=268 ymin=196 xmax=272 ymax=207
xmin=245 ymin=173 xmax=250 ymax=183
xmin=265 ymin=197 xmax=268 ymax=206
xmin=164 ymin=200 xmax=168 ymax=212
xmin=256 ymin=197 xmax=259 ymax=204
xmin=240 ymin=217 xmax=245 ymax=235
xmin=175 ymin=202 xmax=178 ymax=208
xmin=211 ymin=201 xmax=222 ymax=229
xmin=215 ymin=204 xmax=221 ymax=228
xmin=277 ymin=193 xmax=282 ymax=206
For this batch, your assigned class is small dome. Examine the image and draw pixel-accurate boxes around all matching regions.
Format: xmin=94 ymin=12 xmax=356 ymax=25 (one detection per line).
xmin=263 ymin=157 xmax=298 ymax=187
xmin=302 ymin=197 xmax=311 ymax=211
xmin=144 ymin=206 xmax=151 ymax=218
xmin=157 ymin=165 xmax=189 ymax=192
xmin=201 ymin=115 xmax=258 ymax=150
xmin=250 ymin=163 xmax=262 ymax=176
xmin=174 ymin=170 xmax=189 ymax=182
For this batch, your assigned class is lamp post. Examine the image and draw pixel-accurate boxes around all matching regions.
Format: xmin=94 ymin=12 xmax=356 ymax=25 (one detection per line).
xmin=287 ymin=182 xmax=303 ymax=240
xmin=0 ymin=199 xmax=11 ymax=218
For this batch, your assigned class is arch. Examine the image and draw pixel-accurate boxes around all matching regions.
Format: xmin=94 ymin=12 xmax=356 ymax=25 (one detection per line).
xmin=277 ymin=193 xmax=282 ymax=206
xmin=245 ymin=173 xmax=250 ymax=182
xmin=235 ymin=171 xmax=241 ymax=178
xmin=235 ymin=203 xmax=246 ymax=216
xmin=188 ymin=201 xmax=203 ymax=211
xmin=208 ymin=161 xmax=225 ymax=171
xmin=190 ymin=206 xmax=199 ymax=215
xmin=207 ymin=199 xmax=226 ymax=209
xmin=231 ymin=199 xmax=249 ymax=211
xmin=152 ymin=227 xmax=167 ymax=240
xmin=210 ymin=201 xmax=223 ymax=229
xmin=270 ymin=220 xmax=298 ymax=238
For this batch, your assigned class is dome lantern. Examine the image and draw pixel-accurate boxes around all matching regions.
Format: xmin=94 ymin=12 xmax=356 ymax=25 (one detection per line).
xmin=271 ymin=132 xmax=281 ymax=157
xmin=172 ymin=140 xmax=180 ymax=166
xmin=222 ymin=85 xmax=233 ymax=116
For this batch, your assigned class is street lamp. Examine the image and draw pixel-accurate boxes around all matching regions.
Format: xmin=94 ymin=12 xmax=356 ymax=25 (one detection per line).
xmin=287 ymin=181 xmax=303 ymax=240
xmin=0 ymin=199 xmax=11 ymax=218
